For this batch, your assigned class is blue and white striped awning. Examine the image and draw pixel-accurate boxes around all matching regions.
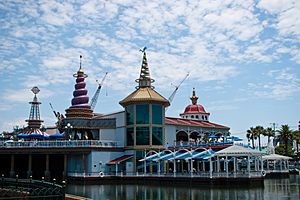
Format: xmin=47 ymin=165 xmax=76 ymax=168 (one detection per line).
xmin=140 ymin=148 xmax=215 ymax=162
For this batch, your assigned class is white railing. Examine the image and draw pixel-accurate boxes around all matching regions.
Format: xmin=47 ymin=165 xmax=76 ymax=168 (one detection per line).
xmin=0 ymin=140 xmax=119 ymax=148
xmin=67 ymin=171 xmax=264 ymax=178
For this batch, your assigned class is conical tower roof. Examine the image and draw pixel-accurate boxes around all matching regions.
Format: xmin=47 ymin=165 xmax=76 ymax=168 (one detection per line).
xmin=119 ymin=49 xmax=170 ymax=107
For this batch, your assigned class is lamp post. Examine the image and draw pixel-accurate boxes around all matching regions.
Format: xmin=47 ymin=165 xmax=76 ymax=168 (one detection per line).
xmin=65 ymin=123 xmax=73 ymax=140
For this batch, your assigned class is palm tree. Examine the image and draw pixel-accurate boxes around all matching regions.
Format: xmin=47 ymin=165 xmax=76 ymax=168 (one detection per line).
xmin=264 ymin=127 xmax=275 ymax=145
xmin=277 ymin=125 xmax=293 ymax=156
xmin=255 ymin=126 xmax=265 ymax=151
xmin=293 ymin=130 xmax=300 ymax=153
xmin=246 ymin=127 xmax=257 ymax=149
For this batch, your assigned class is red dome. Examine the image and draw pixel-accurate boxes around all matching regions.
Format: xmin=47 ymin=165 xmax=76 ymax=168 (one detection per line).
xmin=184 ymin=104 xmax=207 ymax=114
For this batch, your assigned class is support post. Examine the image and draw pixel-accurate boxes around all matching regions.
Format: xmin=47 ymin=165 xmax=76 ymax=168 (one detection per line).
xmin=116 ymin=163 xmax=118 ymax=176
xmin=82 ymin=154 xmax=86 ymax=175
xmin=27 ymin=154 xmax=32 ymax=178
xmin=209 ymin=158 xmax=213 ymax=178
xmin=233 ymin=157 xmax=236 ymax=178
xmin=247 ymin=156 xmax=250 ymax=178
xmin=9 ymin=154 xmax=15 ymax=178
xmin=226 ymin=156 xmax=228 ymax=178
xmin=45 ymin=154 xmax=50 ymax=181
xmin=63 ymin=154 xmax=67 ymax=180
xmin=173 ymin=160 xmax=176 ymax=177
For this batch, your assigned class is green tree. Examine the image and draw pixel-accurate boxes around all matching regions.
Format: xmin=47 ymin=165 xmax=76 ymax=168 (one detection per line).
xmin=293 ymin=130 xmax=300 ymax=153
xmin=264 ymin=127 xmax=275 ymax=145
xmin=255 ymin=125 xmax=265 ymax=151
xmin=275 ymin=144 xmax=294 ymax=157
xmin=246 ymin=127 xmax=257 ymax=149
xmin=277 ymin=125 xmax=293 ymax=156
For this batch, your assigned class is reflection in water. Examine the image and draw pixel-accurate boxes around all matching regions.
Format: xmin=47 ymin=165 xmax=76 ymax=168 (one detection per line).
xmin=66 ymin=175 xmax=300 ymax=200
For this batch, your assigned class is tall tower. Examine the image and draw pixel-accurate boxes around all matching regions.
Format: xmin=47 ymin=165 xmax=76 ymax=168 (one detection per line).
xmin=26 ymin=86 xmax=44 ymax=128
xmin=65 ymin=55 xmax=93 ymax=119
xmin=119 ymin=49 xmax=170 ymax=148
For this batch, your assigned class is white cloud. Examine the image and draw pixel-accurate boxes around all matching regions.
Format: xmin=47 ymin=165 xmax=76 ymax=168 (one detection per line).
xmin=40 ymin=1 xmax=74 ymax=26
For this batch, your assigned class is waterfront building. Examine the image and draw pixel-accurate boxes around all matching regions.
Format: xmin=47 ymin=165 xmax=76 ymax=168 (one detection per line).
xmin=0 ymin=50 xmax=232 ymax=180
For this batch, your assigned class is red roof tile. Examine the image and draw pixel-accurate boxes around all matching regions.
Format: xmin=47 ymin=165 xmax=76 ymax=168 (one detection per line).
xmin=165 ymin=117 xmax=229 ymax=129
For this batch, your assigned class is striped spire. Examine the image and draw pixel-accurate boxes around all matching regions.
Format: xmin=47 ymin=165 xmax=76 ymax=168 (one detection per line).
xmin=136 ymin=47 xmax=154 ymax=88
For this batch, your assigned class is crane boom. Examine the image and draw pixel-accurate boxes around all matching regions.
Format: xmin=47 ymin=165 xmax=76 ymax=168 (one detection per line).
xmin=168 ymin=73 xmax=189 ymax=104
xmin=90 ymin=72 xmax=108 ymax=110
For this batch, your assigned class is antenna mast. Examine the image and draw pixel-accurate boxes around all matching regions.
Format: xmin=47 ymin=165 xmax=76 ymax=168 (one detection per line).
xmin=168 ymin=73 xmax=189 ymax=105
xmin=90 ymin=72 xmax=108 ymax=110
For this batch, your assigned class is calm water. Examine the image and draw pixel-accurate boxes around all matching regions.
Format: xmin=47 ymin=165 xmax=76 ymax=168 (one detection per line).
xmin=66 ymin=175 xmax=300 ymax=200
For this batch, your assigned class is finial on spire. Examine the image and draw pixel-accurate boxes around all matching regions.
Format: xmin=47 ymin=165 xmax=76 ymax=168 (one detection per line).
xmin=190 ymin=88 xmax=198 ymax=105
xmin=136 ymin=47 xmax=154 ymax=89
xmin=79 ymin=55 xmax=82 ymax=69
xmin=74 ymin=55 xmax=87 ymax=78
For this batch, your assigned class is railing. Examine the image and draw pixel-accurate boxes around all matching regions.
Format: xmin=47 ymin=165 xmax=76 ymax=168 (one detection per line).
xmin=67 ymin=171 xmax=264 ymax=178
xmin=171 ymin=141 xmax=233 ymax=148
xmin=0 ymin=177 xmax=65 ymax=199
xmin=0 ymin=140 xmax=119 ymax=148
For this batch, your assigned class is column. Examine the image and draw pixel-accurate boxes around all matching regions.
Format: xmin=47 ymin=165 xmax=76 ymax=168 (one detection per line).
xmin=267 ymin=159 xmax=269 ymax=171
xmin=225 ymin=156 xmax=228 ymax=178
xmin=209 ymin=158 xmax=213 ymax=178
xmin=63 ymin=154 xmax=67 ymax=180
xmin=260 ymin=159 xmax=262 ymax=171
xmin=116 ymin=163 xmax=118 ymax=176
xmin=158 ymin=161 xmax=161 ymax=175
xmin=9 ymin=154 xmax=15 ymax=178
xmin=45 ymin=154 xmax=50 ymax=180
xmin=247 ymin=156 xmax=250 ymax=178
xmin=144 ymin=160 xmax=146 ymax=174
xmin=82 ymin=154 xmax=86 ymax=175
xmin=233 ymin=157 xmax=236 ymax=178
xmin=280 ymin=160 xmax=283 ymax=171
xmin=173 ymin=159 xmax=176 ymax=177
xmin=27 ymin=154 xmax=32 ymax=178
xmin=254 ymin=158 xmax=257 ymax=171
xmin=190 ymin=159 xmax=193 ymax=177
xmin=217 ymin=156 xmax=220 ymax=172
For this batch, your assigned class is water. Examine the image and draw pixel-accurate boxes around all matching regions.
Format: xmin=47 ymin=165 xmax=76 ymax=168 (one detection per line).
xmin=66 ymin=175 xmax=300 ymax=200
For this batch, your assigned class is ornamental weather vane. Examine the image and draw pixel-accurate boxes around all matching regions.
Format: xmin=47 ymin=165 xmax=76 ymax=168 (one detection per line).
xmin=31 ymin=86 xmax=40 ymax=95
xmin=139 ymin=46 xmax=147 ymax=53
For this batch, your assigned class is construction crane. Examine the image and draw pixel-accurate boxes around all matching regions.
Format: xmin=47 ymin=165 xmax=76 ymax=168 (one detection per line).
xmin=90 ymin=72 xmax=108 ymax=110
xmin=167 ymin=73 xmax=189 ymax=106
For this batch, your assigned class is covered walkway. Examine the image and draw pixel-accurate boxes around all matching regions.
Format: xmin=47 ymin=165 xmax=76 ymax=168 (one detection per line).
xmin=139 ymin=145 xmax=265 ymax=178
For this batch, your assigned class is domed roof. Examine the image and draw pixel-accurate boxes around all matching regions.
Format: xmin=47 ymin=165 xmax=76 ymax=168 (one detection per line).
xmin=184 ymin=104 xmax=206 ymax=114
xmin=182 ymin=88 xmax=209 ymax=115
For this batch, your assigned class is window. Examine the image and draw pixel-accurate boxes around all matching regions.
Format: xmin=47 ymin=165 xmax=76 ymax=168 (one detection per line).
xmin=152 ymin=127 xmax=163 ymax=145
xmin=126 ymin=128 xmax=134 ymax=146
xmin=136 ymin=104 xmax=149 ymax=124
xmin=152 ymin=104 xmax=163 ymax=124
xmin=202 ymin=116 xmax=204 ymax=120
xmin=191 ymin=115 xmax=194 ymax=118
xmin=126 ymin=105 xmax=134 ymax=125
xmin=136 ymin=127 xmax=150 ymax=145
xmin=196 ymin=115 xmax=199 ymax=119
xmin=205 ymin=116 xmax=208 ymax=120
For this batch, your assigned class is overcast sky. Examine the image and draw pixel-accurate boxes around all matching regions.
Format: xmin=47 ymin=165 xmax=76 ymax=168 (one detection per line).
xmin=0 ymin=0 xmax=299 ymax=142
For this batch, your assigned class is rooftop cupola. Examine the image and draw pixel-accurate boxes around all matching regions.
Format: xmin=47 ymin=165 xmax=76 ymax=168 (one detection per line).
xmin=119 ymin=48 xmax=170 ymax=107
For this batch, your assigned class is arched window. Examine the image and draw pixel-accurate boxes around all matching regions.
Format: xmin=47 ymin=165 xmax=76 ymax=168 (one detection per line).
xmin=196 ymin=115 xmax=199 ymax=119
xmin=205 ymin=116 xmax=208 ymax=120
xmin=202 ymin=116 xmax=204 ymax=120
xmin=176 ymin=131 xmax=188 ymax=142
xmin=191 ymin=115 xmax=194 ymax=118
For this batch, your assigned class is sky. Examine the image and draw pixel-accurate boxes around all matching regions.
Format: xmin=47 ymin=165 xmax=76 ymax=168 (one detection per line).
xmin=0 ymin=0 xmax=299 ymax=142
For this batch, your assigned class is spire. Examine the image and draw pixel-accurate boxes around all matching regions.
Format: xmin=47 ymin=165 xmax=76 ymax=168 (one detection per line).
xmin=190 ymin=88 xmax=198 ymax=105
xmin=136 ymin=47 xmax=154 ymax=89
xmin=74 ymin=55 xmax=87 ymax=78
xmin=26 ymin=86 xmax=44 ymax=128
